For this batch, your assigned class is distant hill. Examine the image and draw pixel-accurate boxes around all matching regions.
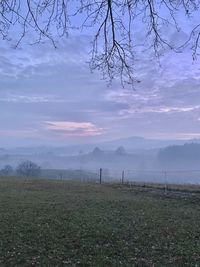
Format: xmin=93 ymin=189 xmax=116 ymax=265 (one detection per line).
xmin=158 ymin=143 xmax=200 ymax=169
xmin=1 ymin=136 xmax=200 ymax=156
xmin=1 ymin=139 xmax=200 ymax=170
xmin=158 ymin=143 xmax=200 ymax=160
xmin=98 ymin=136 xmax=199 ymax=150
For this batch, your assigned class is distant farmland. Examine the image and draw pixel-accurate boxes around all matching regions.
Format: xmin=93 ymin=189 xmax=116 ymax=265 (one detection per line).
xmin=0 ymin=177 xmax=200 ymax=266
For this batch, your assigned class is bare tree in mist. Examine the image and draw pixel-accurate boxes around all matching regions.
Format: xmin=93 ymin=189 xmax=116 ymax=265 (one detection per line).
xmin=0 ymin=165 xmax=13 ymax=176
xmin=0 ymin=0 xmax=199 ymax=86
xmin=16 ymin=161 xmax=41 ymax=177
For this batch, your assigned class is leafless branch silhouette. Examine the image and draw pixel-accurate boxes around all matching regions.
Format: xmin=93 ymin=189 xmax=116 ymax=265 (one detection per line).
xmin=0 ymin=0 xmax=199 ymax=86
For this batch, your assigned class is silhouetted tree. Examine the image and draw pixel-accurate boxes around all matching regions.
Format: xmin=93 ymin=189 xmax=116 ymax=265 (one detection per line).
xmin=16 ymin=161 xmax=41 ymax=177
xmin=0 ymin=165 xmax=13 ymax=176
xmin=0 ymin=1 xmax=199 ymax=86
xmin=92 ymin=147 xmax=104 ymax=158
xmin=115 ymin=146 xmax=126 ymax=156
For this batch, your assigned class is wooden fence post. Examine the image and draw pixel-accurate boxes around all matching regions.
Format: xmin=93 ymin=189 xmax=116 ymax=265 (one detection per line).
xmin=99 ymin=168 xmax=102 ymax=184
xmin=122 ymin=170 xmax=125 ymax=184
xmin=164 ymin=171 xmax=167 ymax=194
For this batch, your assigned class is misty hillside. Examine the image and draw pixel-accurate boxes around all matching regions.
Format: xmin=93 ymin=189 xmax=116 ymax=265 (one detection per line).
xmin=1 ymin=141 xmax=200 ymax=172
xmin=158 ymin=143 xmax=200 ymax=169
xmin=1 ymin=136 xmax=200 ymax=156
xmin=98 ymin=136 xmax=200 ymax=150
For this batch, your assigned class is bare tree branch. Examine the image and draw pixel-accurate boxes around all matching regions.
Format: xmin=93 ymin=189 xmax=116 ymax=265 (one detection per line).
xmin=0 ymin=0 xmax=199 ymax=86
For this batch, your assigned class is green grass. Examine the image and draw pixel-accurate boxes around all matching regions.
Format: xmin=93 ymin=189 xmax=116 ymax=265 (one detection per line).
xmin=0 ymin=177 xmax=200 ymax=266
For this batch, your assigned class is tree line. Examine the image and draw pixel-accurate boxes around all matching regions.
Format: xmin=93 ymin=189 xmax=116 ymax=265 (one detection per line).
xmin=0 ymin=161 xmax=41 ymax=177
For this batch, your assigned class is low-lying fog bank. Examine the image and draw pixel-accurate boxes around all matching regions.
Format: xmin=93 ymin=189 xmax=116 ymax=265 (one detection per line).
xmin=1 ymin=141 xmax=200 ymax=184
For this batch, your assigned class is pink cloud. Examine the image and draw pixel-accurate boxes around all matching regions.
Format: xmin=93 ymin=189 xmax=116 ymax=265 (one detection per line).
xmin=45 ymin=121 xmax=104 ymax=137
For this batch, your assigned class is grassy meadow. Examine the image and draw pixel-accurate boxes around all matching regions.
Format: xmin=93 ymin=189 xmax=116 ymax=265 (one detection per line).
xmin=0 ymin=176 xmax=200 ymax=266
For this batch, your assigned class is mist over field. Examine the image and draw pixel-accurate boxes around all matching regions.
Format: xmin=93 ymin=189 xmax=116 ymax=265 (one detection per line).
xmin=1 ymin=136 xmax=200 ymax=184
xmin=1 ymin=36 xmax=200 ymax=186
xmin=1 ymin=20 xmax=200 ymax=186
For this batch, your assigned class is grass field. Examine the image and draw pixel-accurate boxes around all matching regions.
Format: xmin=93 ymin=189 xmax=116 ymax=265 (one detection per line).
xmin=0 ymin=177 xmax=200 ymax=266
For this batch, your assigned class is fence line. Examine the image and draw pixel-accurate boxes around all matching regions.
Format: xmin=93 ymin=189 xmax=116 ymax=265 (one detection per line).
xmin=38 ymin=168 xmax=200 ymax=185
xmin=1 ymin=168 xmax=200 ymax=185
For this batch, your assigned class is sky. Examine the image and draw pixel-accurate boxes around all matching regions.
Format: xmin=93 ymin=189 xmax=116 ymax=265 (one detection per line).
xmin=0 ymin=5 xmax=200 ymax=147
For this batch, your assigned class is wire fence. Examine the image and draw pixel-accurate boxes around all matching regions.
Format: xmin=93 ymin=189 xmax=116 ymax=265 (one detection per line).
xmin=40 ymin=168 xmax=200 ymax=185
xmin=1 ymin=167 xmax=200 ymax=186
xmin=1 ymin=168 xmax=200 ymax=195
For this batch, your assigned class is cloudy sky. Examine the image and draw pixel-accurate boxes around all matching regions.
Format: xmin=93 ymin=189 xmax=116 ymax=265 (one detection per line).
xmin=0 ymin=11 xmax=200 ymax=147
